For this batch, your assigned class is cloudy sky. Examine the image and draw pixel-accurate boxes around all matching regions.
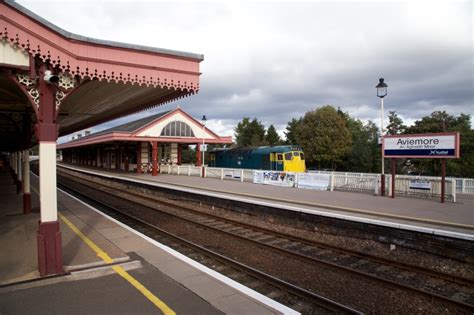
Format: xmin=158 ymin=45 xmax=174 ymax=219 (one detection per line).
xmin=17 ymin=0 xmax=473 ymax=140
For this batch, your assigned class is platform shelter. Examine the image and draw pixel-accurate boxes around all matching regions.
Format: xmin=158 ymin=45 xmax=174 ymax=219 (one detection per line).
xmin=0 ymin=1 xmax=203 ymax=275
xmin=58 ymin=107 xmax=232 ymax=175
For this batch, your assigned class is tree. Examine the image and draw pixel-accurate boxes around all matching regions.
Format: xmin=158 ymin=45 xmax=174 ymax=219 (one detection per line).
xmin=265 ymin=125 xmax=281 ymax=146
xmin=284 ymin=118 xmax=302 ymax=145
xmin=406 ymin=111 xmax=473 ymax=177
xmin=295 ymin=105 xmax=352 ymax=170
xmin=386 ymin=111 xmax=406 ymax=135
xmin=234 ymin=117 xmax=266 ymax=147
xmin=234 ymin=117 xmax=251 ymax=146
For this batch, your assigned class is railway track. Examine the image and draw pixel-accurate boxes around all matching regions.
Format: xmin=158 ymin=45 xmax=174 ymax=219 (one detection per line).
xmin=57 ymin=172 xmax=474 ymax=313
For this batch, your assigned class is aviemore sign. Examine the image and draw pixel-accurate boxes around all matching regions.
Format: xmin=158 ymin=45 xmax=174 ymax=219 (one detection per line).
xmin=383 ymin=132 xmax=460 ymax=159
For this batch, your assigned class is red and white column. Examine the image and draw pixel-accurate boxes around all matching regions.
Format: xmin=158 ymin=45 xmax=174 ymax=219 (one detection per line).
xmin=177 ymin=144 xmax=182 ymax=165
xmin=16 ymin=151 xmax=22 ymax=194
xmin=196 ymin=144 xmax=202 ymax=166
xmin=23 ymin=149 xmax=31 ymax=214
xmin=12 ymin=151 xmax=17 ymax=183
xmin=152 ymin=141 xmax=158 ymax=176
xmin=136 ymin=142 xmax=142 ymax=174
xmin=36 ymin=67 xmax=63 ymax=276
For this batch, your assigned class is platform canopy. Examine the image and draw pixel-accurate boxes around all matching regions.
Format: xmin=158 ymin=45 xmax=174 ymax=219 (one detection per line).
xmin=0 ymin=0 xmax=203 ymax=151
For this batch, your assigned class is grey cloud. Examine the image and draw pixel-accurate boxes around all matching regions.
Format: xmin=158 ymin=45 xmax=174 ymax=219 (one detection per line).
xmin=20 ymin=1 xmax=473 ymax=137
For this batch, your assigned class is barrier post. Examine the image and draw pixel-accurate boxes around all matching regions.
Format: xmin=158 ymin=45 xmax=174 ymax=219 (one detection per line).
xmin=241 ymin=169 xmax=244 ymax=182
xmin=451 ymin=179 xmax=456 ymax=203
xmin=441 ymin=159 xmax=446 ymax=203
xmin=391 ymin=158 xmax=396 ymax=198
xmin=374 ymin=176 xmax=379 ymax=195
xmin=330 ymin=172 xmax=335 ymax=191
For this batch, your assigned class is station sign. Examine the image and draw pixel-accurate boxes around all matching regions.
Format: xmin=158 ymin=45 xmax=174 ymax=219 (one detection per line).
xmin=383 ymin=132 xmax=460 ymax=159
xmin=200 ymin=144 xmax=208 ymax=152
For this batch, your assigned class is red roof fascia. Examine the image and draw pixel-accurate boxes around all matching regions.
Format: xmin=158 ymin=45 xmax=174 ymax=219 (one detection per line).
xmin=0 ymin=3 xmax=202 ymax=92
xmin=58 ymin=133 xmax=233 ymax=150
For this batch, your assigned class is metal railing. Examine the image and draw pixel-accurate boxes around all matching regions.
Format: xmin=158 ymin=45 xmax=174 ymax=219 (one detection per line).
xmin=155 ymin=165 xmax=464 ymax=201
xmin=310 ymin=170 xmax=473 ymax=195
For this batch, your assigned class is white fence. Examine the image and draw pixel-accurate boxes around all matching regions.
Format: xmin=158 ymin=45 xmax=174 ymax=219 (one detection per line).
xmin=158 ymin=164 xmax=465 ymax=201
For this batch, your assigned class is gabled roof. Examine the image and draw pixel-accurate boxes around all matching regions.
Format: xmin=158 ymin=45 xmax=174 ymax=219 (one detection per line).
xmin=82 ymin=111 xmax=171 ymax=139
xmin=57 ymin=107 xmax=233 ymax=149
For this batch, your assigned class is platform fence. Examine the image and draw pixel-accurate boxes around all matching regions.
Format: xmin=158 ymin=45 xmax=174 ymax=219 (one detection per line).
xmin=158 ymin=164 xmax=459 ymax=201
xmin=309 ymin=170 xmax=473 ymax=195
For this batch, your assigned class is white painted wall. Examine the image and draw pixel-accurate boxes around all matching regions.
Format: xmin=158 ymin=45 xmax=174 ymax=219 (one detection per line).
xmin=0 ymin=40 xmax=29 ymax=67
xmin=39 ymin=142 xmax=57 ymax=222
xmin=136 ymin=112 xmax=213 ymax=139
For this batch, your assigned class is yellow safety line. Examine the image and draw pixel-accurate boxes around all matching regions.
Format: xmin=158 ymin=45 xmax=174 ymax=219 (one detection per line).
xmin=58 ymin=213 xmax=176 ymax=315
xmin=30 ymin=184 xmax=175 ymax=314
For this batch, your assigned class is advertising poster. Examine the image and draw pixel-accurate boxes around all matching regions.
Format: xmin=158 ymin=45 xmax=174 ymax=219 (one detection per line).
xmin=409 ymin=179 xmax=431 ymax=191
xmin=253 ymin=171 xmax=295 ymax=187
xmin=297 ymin=173 xmax=330 ymax=190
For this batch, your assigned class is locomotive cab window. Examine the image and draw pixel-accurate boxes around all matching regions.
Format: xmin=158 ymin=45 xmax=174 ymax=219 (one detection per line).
xmin=300 ymin=153 xmax=305 ymax=160
xmin=284 ymin=153 xmax=292 ymax=160
xmin=277 ymin=154 xmax=283 ymax=161
xmin=293 ymin=152 xmax=300 ymax=156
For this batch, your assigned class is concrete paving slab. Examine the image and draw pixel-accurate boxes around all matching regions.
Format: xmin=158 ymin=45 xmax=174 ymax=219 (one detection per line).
xmin=180 ymin=273 xmax=239 ymax=302
xmin=98 ymin=226 xmax=135 ymax=240
xmin=158 ymin=259 xmax=203 ymax=281
xmin=212 ymin=292 xmax=282 ymax=315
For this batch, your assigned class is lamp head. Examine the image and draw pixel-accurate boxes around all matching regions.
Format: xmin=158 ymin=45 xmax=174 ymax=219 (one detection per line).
xmin=376 ymin=78 xmax=388 ymax=98
xmin=43 ymin=70 xmax=59 ymax=84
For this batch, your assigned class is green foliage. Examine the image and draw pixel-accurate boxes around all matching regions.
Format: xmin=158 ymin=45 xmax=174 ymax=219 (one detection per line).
xmin=339 ymin=114 xmax=381 ymax=172
xmin=181 ymin=146 xmax=196 ymax=164
xmin=405 ymin=111 xmax=473 ymax=177
xmin=386 ymin=111 xmax=406 ymax=135
xmin=265 ymin=125 xmax=281 ymax=146
xmin=284 ymin=117 xmax=302 ymax=145
xmin=295 ymin=105 xmax=352 ymax=170
xmin=234 ymin=117 xmax=267 ymax=146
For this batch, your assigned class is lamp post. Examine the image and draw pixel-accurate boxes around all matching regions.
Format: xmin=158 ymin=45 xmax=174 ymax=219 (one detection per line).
xmin=376 ymin=78 xmax=388 ymax=196
xmin=201 ymin=115 xmax=207 ymax=175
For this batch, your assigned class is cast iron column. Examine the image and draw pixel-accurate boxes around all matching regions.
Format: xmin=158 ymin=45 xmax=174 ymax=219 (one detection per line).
xmin=36 ymin=66 xmax=63 ymax=276
xmin=136 ymin=142 xmax=142 ymax=174
xmin=152 ymin=141 xmax=158 ymax=176
xmin=23 ymin=149 xmax=31 ymax=214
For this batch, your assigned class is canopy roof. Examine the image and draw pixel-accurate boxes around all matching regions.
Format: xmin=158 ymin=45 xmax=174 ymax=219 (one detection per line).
xmin=0 ymin=1 xmax=203 ymax=151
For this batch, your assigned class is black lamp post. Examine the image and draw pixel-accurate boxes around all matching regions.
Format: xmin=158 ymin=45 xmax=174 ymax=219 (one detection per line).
xmin=376 ymin=78 xmax=388 ymax=196
xmin=201 ymin=115 xmax=207 ymax=167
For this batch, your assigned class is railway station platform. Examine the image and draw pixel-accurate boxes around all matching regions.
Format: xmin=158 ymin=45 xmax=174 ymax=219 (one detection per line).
xmin=0 ymin=167 xmax=295 ymax=315
xmin=59 ymin=164 xmax=474 ymax=239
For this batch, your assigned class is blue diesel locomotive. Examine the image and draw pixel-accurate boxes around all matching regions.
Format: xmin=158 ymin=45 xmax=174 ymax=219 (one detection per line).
xmin=208 ymin=145 xmax=306 ymax=172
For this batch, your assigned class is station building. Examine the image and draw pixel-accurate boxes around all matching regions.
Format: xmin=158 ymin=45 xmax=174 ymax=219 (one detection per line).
xmin=58 ymin=107 xmax=233 ymax=175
